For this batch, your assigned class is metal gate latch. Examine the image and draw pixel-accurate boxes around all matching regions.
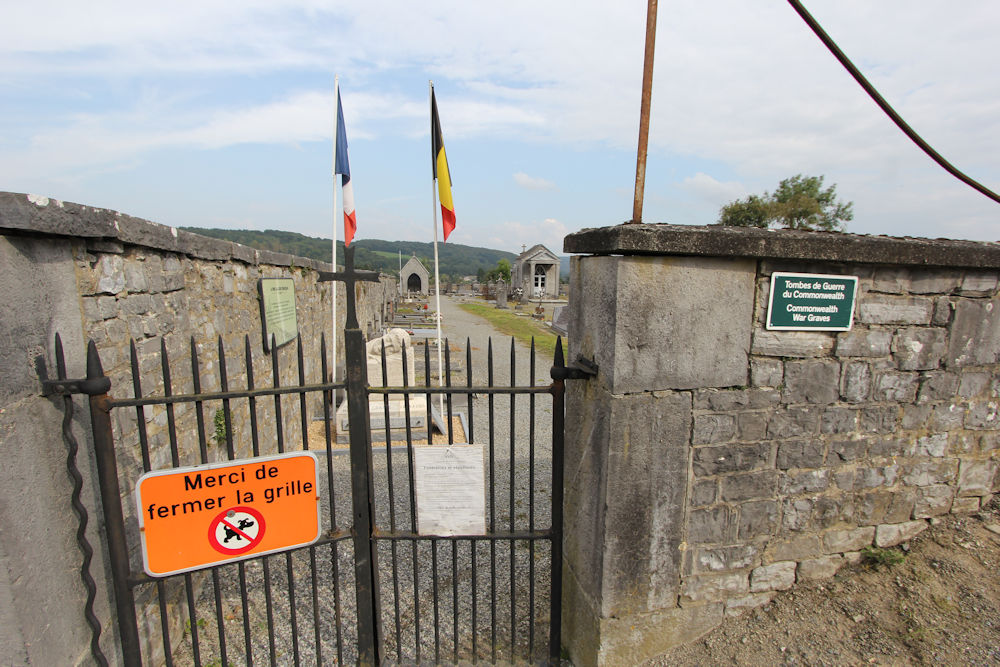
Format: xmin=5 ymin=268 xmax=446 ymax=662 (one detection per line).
xmin=551 ymin=356 xmax=598 ymax=381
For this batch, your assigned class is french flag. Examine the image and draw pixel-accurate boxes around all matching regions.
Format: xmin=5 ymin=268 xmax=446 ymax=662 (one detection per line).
xmin=335 ymin=86 xmax=357 ymax=246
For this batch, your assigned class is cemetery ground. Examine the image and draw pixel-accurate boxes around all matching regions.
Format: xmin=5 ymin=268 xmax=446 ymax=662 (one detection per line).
xmin=651 ymin=495 xmax=1000 ymax=666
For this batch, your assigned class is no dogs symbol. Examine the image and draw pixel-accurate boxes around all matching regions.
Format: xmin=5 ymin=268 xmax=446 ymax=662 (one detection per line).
xmin=209 ymin=507 xmax=265 ymax=555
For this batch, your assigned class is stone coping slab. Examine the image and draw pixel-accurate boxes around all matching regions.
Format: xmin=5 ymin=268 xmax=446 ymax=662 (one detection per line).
xmin=564 ymin=223 xmax=1000 ymax=269
xmin=0 ymin=191 xmax=333 ymax=271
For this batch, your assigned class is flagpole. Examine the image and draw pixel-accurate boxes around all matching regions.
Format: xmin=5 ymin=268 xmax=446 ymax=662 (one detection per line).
xmin=429 ymin=80 xmax=446 ymax=419
xmin=332 ymin=76 xmax=340 ymax=392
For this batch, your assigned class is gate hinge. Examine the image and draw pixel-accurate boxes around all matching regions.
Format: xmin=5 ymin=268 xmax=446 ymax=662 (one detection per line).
xmin=37 ymin=357 xmax=111 ymax=396
xmin=551 ymin=356 xmax=598 ymax=381
xmin=41 ymin=377 xmax=112 ymax=396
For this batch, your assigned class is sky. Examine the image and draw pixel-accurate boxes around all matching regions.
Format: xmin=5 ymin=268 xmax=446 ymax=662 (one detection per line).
xmin=2 ymin=1 xmax=999 ymax=254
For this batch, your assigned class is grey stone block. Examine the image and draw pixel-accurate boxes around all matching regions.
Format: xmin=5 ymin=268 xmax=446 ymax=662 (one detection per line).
xmin=871 ymin=267 xmax=909 ymax=294
xmin=776 ymin=440 xmax=825 ymax=469
xmin=901 ymin=460 xmax=958 ymax=486
xmin=913 ymin=485 xmax=954 ymax=518
xmin=958 ymin=372 xmax=990 ymax=398
xmin=901 ymin=403 xmax=931 ymax=429
xmin=781 ymin=469 xmax=831 ymax=495
xmin=681 ymin=572 xmax=749 ymax=604
xmin=915 ymin=434 xmax=948 ymax=457
xmin=782 ymin=497 xmax=814 ymax=531
xmin=930 ymin=403 xmax=965 ymax=431
xmin=917 ymin=372 xmax=960 ymax=402
xmin=737 ymin=412 xmax=768 ymax=441
xmin=690 ymin=480 xmax=717 ymax=507
xmin=737 ymin=500 xmax=779 ymax=539
xmin=822 ymin=526 xmax=875 ymax=553
xmin=872 ymin=371 xmax=918 ymax=402
xmin=688 ymin=506 xmax=732 ymax=544
xmin=721 ymin=471 xmax=778 ymax=502
xmin=692 ymin=414 xmax=737 ymax=444
xmin=751 ymin=331 xmax=834 ymax=358
xmin=957 ymin=460 xmax=998 ymax=496
xmin=767 ymin=535 xmax=821 ymax=562
xmin=751 ymin=358 xmax=783 ymax=387
xmin=893 ymin=327 xmax=947 ymax=370
xmin=821 ymin=407 xmax=857 ymax=434
xmin=950 ymin=496 xmax=981 ymax=513
xmin=857 ymin=295 xmax=933 ymax=325
xmin=750 ymin=561 xmax=796 ymax=592
xmin=836 ymin=328 xmax=892 ymax=357
xmin=767 ymin=407 xmax=819 ymax=439
xmin=947 ymin=299 xmax=1000 ymax=367
xmin=855 ymin=465 xmax=898 ymax=489
xmin=783 ymin=360 xmax=840 ymax=404
xmin=692 ymin=443 xmax=770 ymax=477
xmin=695 ymin=389 xmax=750 ymax=411
xmin=840 ymin=361 xmax=871 ymax=403
xmin=96 ymin=254 xmax=125 ymax=294
xmin=859 ymin=405 xmax=899 ymax=434
xmin=932 ymin=297 xmax=954 ymax=325
xmin=569 ymin=255 xmax=754 ymax=393
xmin=829 ymin=438 xmax=867 ymax=462
xmin=910 ymin=271 xmax=961 ymax=294
xmin=797 ymin=555 xmax=845 ymax=581
xmin=874 ymin=520 xmax=928 ymax=547
xmin=965 ymin=401 xmax=1000 ymax=430
xmin=691 ymin=545 xmax=759 ymax=573
xmin=959 ymin=271 xmax=998 ymax=296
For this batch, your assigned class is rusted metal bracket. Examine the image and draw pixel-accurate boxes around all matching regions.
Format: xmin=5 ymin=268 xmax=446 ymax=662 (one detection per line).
xmin=550 ymin=355 xmax=598 ymax=381
xmin=37 ymin=356 xmax=112 ymax=396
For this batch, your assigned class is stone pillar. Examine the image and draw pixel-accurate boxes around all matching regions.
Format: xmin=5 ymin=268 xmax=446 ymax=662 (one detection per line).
xmin=562 ymin=252 xmax=756 ymax=666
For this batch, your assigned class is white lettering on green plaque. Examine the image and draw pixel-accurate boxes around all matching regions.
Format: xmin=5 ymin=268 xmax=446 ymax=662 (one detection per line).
xmin=767 ymin=272 xmax=858 ymax=331
xmin=259 ymin=278 xmax=298 ymax=350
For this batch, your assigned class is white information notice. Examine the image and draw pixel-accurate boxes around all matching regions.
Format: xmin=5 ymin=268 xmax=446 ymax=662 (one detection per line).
xmin=412 ymin=444 xmax=486 ymax=536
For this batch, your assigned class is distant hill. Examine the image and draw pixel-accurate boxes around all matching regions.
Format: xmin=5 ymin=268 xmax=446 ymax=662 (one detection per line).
xmin=181 ymin=228 xmax=517 ymax=279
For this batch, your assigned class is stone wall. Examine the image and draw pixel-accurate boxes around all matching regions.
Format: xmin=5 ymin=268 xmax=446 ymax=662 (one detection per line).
xmin=0 ymin=192 xmax=393 ymax=665
xmin=561 ymin=224 xmax=1000 ymax=666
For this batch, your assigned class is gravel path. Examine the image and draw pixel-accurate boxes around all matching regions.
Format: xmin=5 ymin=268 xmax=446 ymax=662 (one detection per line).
xmin=165 ymin=296 xmax=558 ymax=666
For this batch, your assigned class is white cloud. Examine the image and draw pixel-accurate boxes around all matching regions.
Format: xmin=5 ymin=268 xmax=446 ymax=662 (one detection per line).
xmin=679 ymin=173 xmax=746 ymax=205
xmin=513 ymin=172 xmax=556 ymax=191
xmin=489 ymin=218 xmax=570 ymax=254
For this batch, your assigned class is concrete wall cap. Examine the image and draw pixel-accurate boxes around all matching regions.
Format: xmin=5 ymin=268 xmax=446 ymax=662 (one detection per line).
xmin=563 ymin=223 xmax=1000 ymax=269
xmin=0 ymin=191 xmax=336 ymax=271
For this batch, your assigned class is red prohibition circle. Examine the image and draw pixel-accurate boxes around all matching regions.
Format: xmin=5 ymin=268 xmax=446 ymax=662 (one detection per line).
xmin=209 ymin=506 xmax=266 ymax=555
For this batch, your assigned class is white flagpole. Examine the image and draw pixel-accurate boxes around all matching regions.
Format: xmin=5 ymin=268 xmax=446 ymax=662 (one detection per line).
xmin=429 ymin=81 xmax=445 ymax=419
xmin=331 ymin=76 xmax=340 ymax=391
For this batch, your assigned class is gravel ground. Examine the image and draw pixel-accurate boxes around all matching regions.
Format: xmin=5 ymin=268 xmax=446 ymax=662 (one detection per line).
xmin=162 ymin=296 xmax=558 ymax=666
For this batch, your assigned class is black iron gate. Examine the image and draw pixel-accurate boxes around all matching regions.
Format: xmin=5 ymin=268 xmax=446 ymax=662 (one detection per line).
xmin=50 ymin=250 xmax=568 ymax=666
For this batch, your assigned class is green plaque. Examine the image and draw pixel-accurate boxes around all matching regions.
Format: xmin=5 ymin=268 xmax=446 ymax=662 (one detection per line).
xmin=259 ymin=278 xmax=298 ymax=350
xmin=767 ymin=272 xmax=858 ymax=331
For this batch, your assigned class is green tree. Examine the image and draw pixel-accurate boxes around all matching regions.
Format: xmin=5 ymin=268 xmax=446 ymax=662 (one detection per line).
xmin=486 ymin=258 xmax=512 ymax=283
xmin=718 ymin=175 xmax=853 ymax=231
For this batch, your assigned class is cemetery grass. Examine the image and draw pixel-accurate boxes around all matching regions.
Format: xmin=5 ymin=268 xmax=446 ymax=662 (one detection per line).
xmin=649 ymin=496 xmax=1000 ymax=666
xmin=457 ymin=303 xmax=559 ymax=359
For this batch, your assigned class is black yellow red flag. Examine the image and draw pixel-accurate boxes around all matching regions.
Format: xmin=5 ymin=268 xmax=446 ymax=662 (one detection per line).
xmin=431 ymin=88 xmax=456 ymax=241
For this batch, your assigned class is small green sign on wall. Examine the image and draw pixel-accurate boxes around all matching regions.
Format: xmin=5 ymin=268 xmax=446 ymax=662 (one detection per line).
xmin=259 ymin=278 xmax=298 ymax=351
xmin=767 ymin=272 xmax=858 ymax=331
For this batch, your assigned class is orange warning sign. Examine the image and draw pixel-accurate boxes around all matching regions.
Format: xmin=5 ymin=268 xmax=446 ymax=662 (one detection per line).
xmin=135 ymin=452 xmax=319 ymax=576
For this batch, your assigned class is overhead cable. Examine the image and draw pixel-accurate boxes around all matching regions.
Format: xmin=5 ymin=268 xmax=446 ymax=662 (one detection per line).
xmin=787 ymin=0 xmax=1000 ymax=206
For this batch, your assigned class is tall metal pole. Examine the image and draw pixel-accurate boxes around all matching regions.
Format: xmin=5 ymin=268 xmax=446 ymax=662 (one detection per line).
xmin=631 ymin=0 xmax=659 ymax=224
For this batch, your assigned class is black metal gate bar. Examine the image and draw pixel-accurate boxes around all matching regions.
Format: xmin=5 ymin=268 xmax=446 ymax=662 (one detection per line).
xmin=85 ymin=341 xmax=143 ymax=664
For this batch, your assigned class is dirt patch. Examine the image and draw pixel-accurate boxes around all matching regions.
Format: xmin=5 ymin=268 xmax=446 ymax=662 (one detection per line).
xmin=650 ymin=497 xmax=1000 ymax=666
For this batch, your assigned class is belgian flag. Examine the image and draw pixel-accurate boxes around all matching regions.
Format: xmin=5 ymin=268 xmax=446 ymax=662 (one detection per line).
xmin=431 ymin=88 xmax=456 ymax=241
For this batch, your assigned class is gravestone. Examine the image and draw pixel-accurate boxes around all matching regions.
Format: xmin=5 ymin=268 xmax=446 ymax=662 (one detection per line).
xmin=495 ymin=280 xmax=508 ymax=309
xmin=337 ymin=328 xmax=429 ymax=438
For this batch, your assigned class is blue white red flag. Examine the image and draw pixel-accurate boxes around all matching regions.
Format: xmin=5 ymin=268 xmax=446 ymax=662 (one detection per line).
xmin=335 ymin=86 xmax=357 ymax=246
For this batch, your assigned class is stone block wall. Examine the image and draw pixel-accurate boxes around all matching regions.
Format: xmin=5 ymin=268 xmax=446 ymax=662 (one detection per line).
xmin=0 ymin=192 xmax=394 ymax=665
xmin=685 ymin=261 xmax=999 ymax=613
xmin=561 ymin=224 xmax=1000 ymax=667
